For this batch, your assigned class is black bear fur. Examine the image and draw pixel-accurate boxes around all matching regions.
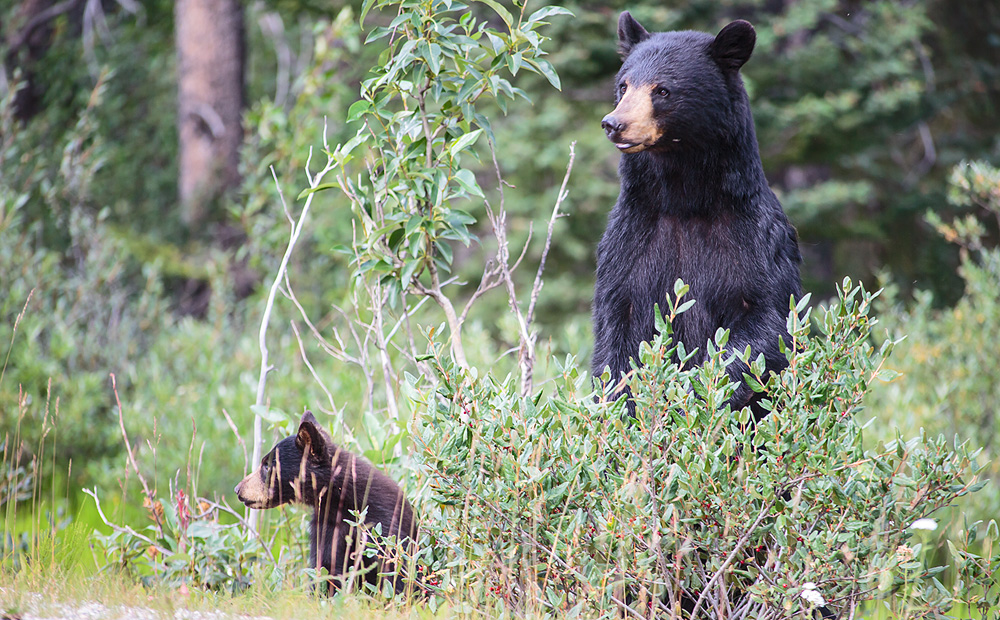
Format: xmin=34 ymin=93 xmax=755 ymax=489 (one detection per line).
xmin=234 ymin=411 xmax=417 ymax=594
xmin=593 ymin=13 xmax=801 ymax=417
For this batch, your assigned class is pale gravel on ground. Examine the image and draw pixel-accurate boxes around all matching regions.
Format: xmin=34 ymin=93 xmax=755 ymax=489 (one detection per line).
xmin=0 ymin=594 xmax=274 ymax=620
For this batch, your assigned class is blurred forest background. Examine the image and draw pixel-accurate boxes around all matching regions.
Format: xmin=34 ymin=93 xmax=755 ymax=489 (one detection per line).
xmin=2 ymin=0 xmax=1000 ymax=571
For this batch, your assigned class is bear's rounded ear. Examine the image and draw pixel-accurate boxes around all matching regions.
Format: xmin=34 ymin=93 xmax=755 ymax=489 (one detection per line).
xmin=710 ymin=20 xmax=756 ymax=71
xmin=618 ymin=12 xmax=650 ymax=59
xmin=295 ymin=410 xmax=327 ymax=456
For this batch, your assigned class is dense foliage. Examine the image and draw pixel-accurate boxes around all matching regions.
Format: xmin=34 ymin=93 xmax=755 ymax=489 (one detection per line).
xmin=416 ymin=281 xmax=993 ymax=617
xmin=2 ymin=0 xmax=1000 ymax=617
xmin=867 ymin=161 xmax=1000 ymax=524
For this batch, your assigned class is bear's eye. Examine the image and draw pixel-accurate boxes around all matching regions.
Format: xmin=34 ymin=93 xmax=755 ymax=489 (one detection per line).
xmin=656 ymin=87 xmax=670 ymax=98
xmin=618 ymin=83 xmax=627 ymax=95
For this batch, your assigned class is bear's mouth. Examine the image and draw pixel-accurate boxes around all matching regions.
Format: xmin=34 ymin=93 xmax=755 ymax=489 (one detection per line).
xmin=234 ymin=475 xmax=274 ymax=509
xmin=615 ymin=141 xmax=646 ymax=153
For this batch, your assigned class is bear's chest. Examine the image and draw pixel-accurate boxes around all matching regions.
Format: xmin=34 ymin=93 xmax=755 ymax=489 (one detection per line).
xmin=652 ymin=214 xmax=742 ymax=289
xmin=594 ymin=207 xmax=767 ymax=358
xmin=599 ymin=211 xmax=750 ymax=306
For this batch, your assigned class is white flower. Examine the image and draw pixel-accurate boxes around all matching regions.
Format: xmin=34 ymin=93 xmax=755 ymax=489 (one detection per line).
xmin=909 ymin=518 xmax=938 ymax=531
xmin=800 ymin=583 xmax=826 ymax=607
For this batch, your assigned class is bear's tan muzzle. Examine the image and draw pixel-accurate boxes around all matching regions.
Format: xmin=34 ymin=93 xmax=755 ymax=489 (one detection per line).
xmin=602 ymin=82 xmax=663 ymax=153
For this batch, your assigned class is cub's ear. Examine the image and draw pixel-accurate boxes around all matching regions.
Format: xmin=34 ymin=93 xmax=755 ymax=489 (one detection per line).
xmin=618 ymin=12 xmax=650 ymax=59
xmin=709 ymin=20 xmax=756 ymax=71
xmin=295 ymin=410 xmax=327 ymax=456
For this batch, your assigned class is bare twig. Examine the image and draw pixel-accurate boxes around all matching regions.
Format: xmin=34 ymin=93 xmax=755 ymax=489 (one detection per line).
xmin=110 ymin=372 xmax=163 ymax=536
xmin=521 ymin=143 xmax=575 ymax=393
xmin=220 ymin=407 xmax=248 ymax=472
xmin=480 ymin=140 xmax=575 ymax=396
xmin=689 ymin=495 xmax=779 ymax=620
xmin=609 ymin=595 xmax=645 ymax=620
xmin=283 ymin=283 xmax=364 ymax=369
xmin=249 ymin=121 xmax=336 ymax=533
xmin=280 ymin=270 xmax=354 ymax=443
xmin=370 ymin=282 xmax=402 ymax=448
xmin=83 ymin=488 xmax=171 ymax=556
xmin=526 ymin=141 xmax=575 ymax=328
xmin=289 ymin=319 xmax=352 ymax=439
xmin=399 ymin=290 xmax=436 ymax=385
xmin=483 ymin=141 xmax=532 ymax=394
xmin=423 ymin=260 xmax=469 ymax=368
xmin=457 ymin=259 xmax=504 ymax=326
xmin=483 ymin=202 xmax=531 ymax=372
xmin=271 ymin=164 xmax=294 ymax=226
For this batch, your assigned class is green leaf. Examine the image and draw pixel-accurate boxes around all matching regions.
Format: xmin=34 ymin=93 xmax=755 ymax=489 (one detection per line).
xmin=250 ymin=404 xmax=286 ymax=424
xmin=360 ymin=0 xmax=378 ymax=26
xmin=347 ymin=99 xmax=371 ymax=123
xmin=714 ymin=328 xmax=729 ymax=347
xmin=526 ymin=6 xmax=573 ymax=24
xmin=297 ymin=182 xmax=339 ymax=200
xmin=405 ymin=215 xmax=424 ymax=236
xmin=456 ymin=77 xmax=480 ymax=103
xmin=676 ymin=299 xmax=696 ymax=314
xmin=527 ymin=58 xmax=561 ymax=90
xmin=478 ymin=0 xmax=513 ymax=30
xmin=436 ymin=241 xmax=453 ymax=265
xmin=875 ymin=368 xmax=901 ymax=382
xmin=743 ymin=373 xmax=765 ymax=393
xmin=506 ymin=51 xmax=523 ymax=76
xmin=334 ymin=132 xmax=367 ymax=163
xmin=449 ymin=128 xmax=484 ymax=157
xmin=453 ymin=169 xmax=483 ymax=197
xmin=485 ymin=32 xmax=506 ymax=56
xmin=428 ymin=43 xmax=443 ymax=75
xmin=400 ymin=258 xmax=422 ymax=288
xmin=674 ymin=279 xmax=690 ymax=297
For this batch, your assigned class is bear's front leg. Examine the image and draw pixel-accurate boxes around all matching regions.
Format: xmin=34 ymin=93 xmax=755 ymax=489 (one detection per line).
xmin=721 ymin=304 xmax=791 ymax=420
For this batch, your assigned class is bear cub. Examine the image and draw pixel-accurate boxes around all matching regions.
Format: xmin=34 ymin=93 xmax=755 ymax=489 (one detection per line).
xmin=235 ymin=410 xmax=417 ymax=594
xmin=592 ymin=13 xmax=801 ymax=417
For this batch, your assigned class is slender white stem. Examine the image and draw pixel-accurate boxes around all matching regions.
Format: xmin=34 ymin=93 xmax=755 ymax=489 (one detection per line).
xmin=248 ymin=148 xmax=335 ymax=533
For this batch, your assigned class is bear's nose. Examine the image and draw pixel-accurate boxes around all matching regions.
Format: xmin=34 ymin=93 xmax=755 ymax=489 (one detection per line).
xmin=602 ymin=115 xmax=626 ymax=135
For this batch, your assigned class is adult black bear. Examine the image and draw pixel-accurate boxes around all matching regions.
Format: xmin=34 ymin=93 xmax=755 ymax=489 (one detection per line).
xmin=592 ymin=13 xmax=801 ymax=417
xmin=234 ymin=411 xmax=417 ymax=594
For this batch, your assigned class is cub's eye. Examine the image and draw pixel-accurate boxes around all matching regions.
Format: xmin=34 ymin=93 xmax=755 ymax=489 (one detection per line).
xmin=656 ymin=87 xmax=670 ymax=98
xmin=618 ymin=83 xmax=627 ymax=94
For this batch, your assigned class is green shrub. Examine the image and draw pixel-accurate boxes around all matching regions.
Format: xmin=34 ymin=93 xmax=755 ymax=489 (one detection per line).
xmin=413 ymin=280 xmax=995 ymax=618
xmin=283 ymin=0 xmax=998 ymax=614
xmin=85 ymin=484 xmax=303 ymax=592
xmin=0 ymin=75 xmax=340 ymax=500
xmin=866 ymin=160 xmax=1000 ymax=542
xmin=0 ymin=78 xmax=171 ymax=484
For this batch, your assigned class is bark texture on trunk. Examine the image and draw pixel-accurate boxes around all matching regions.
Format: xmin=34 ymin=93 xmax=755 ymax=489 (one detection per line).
xmin=175 ymin=0 xmax=245 ymax=227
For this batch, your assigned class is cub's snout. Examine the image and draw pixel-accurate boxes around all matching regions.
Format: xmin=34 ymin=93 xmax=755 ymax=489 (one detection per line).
xmin=234 ymin=467 xmax=273 ymax=509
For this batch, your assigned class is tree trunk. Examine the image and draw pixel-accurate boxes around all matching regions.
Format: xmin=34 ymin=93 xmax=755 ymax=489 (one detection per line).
xmin=175 ymin=0 xmax=245 ymax=228
xmin=3 ymin=0 xmax=78 ymax=122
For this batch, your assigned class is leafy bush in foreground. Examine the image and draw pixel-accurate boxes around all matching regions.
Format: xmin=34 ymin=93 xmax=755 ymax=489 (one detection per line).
xmin=414 ymin=280 xmax=995 ymax=618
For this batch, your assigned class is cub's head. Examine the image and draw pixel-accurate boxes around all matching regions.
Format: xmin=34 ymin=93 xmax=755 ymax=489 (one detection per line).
xmin=601 ymin=13 xmax=756 ymax=154
xmin=234 ymin=410 xmax=334 ymax=509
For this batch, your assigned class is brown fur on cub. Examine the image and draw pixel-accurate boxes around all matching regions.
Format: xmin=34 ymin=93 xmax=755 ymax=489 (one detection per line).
xmin=234 ymin=410 xmax=417 ymax=594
